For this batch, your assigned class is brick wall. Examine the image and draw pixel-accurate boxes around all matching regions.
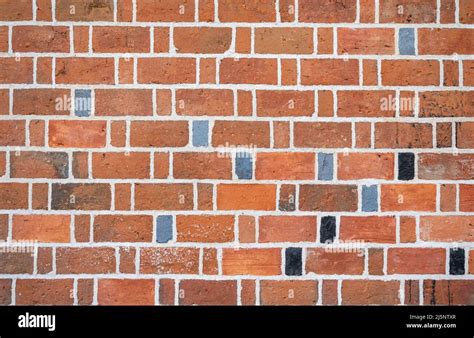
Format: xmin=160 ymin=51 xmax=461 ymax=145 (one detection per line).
xmin=0 ymin=0 xmax=473 ymax=305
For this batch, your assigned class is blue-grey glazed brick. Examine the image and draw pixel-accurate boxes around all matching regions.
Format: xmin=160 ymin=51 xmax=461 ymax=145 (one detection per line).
xmin=320 ymin=216 xmax=336 ymax=244
xmin=362 ymin=185 xmax=378 ymax=212
xmin=399 ymin=28 xmax=415 ymax=55
xmin=449 ymin=248 xmax=465 ymax=275
xmin=156 ymin=216 xmax=173 ymax=243
xmin=285 ymin=247 xmax=302 ymax=276
xmin=192 ymin=121 xmax=209 ymax=147
xmin=235 ymin=153 xmax=253 ymax=179
xmin=74 ymin=89 xmax=92 ymax=117
xmin=318 ymin=153 xmax=334 ymax=181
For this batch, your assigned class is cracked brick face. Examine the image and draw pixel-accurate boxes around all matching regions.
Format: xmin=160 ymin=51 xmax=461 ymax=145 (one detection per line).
xmin=0 ymin=0 xmax=473 ymax=307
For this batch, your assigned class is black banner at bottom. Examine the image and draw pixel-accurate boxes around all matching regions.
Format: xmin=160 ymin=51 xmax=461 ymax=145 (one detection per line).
xmin=0 ymin=306 xmax=472 ymax=337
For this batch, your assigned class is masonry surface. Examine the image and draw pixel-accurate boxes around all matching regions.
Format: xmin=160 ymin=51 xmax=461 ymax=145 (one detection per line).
xmin=0 ymin=0 xmax=473 ymax=306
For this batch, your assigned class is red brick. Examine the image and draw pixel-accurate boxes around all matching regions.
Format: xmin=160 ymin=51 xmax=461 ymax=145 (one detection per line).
xmin=418 ymin=154 xmax=474 ymax=180
xmin=154 ymin=152 xmax=170 ymax=178
xmin=338 ymin=28 xmax=394 ymax=54
xmin=94 ymin=215 xmax=153 ymax=242
xmin=340 ymin=216 xmax=396 ymax=243
xmin=241 ymin=280 xmax=256 ymax=305
xmin=98 ymin=279 xmax=154 ymax=305
xmin=95 ymin=89 xmax=152 ymax=116
xmin=13 ymin=26 xmax=69 ymax=52
xmin=260 ymin=281 xmax=317 ymax=305
xmin=51 ymin=183 xmax=111 ymax=210
xmin=382 ymin=60 xmax=439 ymax=86
xmin=179 ymin=280 xmax=237 ymax=305
xmin=13 ymin=215 xmax=70 ymax=242
xmin=217 ymin=184 xmax=276 ymax=211
xmin=255 ymin=28 xmax=313 ymax=54
xmin=0 ymin=280 xmax=11 ymax=305
xmin=239 ymin=215 xmax=256 ymax=243
xmin=130 ymin=121 xmax=188 ymax=147
xmin=457 ymin=122 xmax=474 ymax=148
xmin=32 ymin=184 xmax=49 ymax=210
xmin=273 ymin=121 xmax=290 ymax=148
xmin=379 ymin=0 xmax=436 ymax=23
xmin=0 ymin=0 xmax=32 ymax=20
xmin=360 ymin=0 xmax=375 ymax=22
xmin=49 ymin=120 xmax=106 ymax=148
xmin=174 ymin=27 xmax=231 ymax=53
xmin=138 ymin=58 xmax=196 ymax=84
xmin=73 ymin=26 xmax=89 ymax=53
xmin=381 ymin=184 xmax=436 ymax=211
xmin=369 ymin=248 xmax=384 ymax=275
xmin=199 ymin=58 xmax=216 ymax=83
xmin=202 ymin=248 xmax=218 ymax=274
xmin=419 ymin=29 xmax=474 ymax=55
xmin=0 ymin=183 xmax=28 ymax=209
xmin=55 ymin=58 xmax=114 ymax=84
xmin=173 ymin=152 xmax=231 ymax=179
xmin=375 ymin=123 xmax=433 ymax=148
xmin=256 ymin=90 xmax=314 ymax=117
xmin=388 ymin=248 xmax=446 ymax=274
xmin=317 ymin=28 xmax=333 ymax=54
xmin=93 ymin=27 xmax=150 ymax=53
xmin=235 ymin=27 xmax=251 ymax=53
xmin=301 ymin=59 xmax=359 ymax=85
xmin=460 ymin=0 xmax=474 ymax=23
xmin=0 ymin=58 xmax=33 ymax=84
xmin=460 ymin=185 xmax=474 ymax=212
xmin=159 ymin=279 xmax=175 ymax=305
xmin=199 ymin=0 xmax=214 ymax=21
xmin=299 ymin=184 xmax=358 ymax=211
xmin=222 ymin=248 xmax=281 ymax=276
xmin=10 ymin=151 xmax=68 ymax=178
xmin=443 ymin=60 xmax=459 ymax=86
xmin=337 ymin=90 xmax=395 ymax=117
xmin=218 ymin=0 xmax=275 ymax=22
xmin=299 ymin=0 xmax=356 ymax=23
xmin=135 ymin=184 xmax=193 ymax=210
xmin=56 ymin=247 xmax=116 ymax=274
xmin=111 ymin=121 xmax=126 ymax=147
xmin=281 ymin=59 xmax=297 ymax=85
xmin=400 ymin=216 xmax=417 ymax=243
xmin=256 ymin=152 xmax=315 ymax=180
xmin=56 ymin=0 xmax=113 ymax=21
xmin=342 ymin=280 xmax=400 ymax=305
xmin=420 ymin=216 xmax=474 ymax=242
xmin=74 ymin=215 xmax=90 ymax=242
xmin=259 ymin=216 xmax=316 ymax=243
xmin=0 ymin=90 xmax=8 ymax=114
xmin=423 ymin=280 xmax=474 ymax=305
xmin=176 ymin=215 xmax=234 ymax=243
xmin=176 ymin=89 xmax=233 ymax=116
xmin=0 ymin=252 xmax=34 ymax=274
xmin=437 ymin=123 xmax=452 ymax=148
xmin=140 ymin=248 xmax=199 ymax=274
xmin=92 ymin=152 xmax=150 ymax=179
xmin=137 ymin=0 xmax=195 ymax=22
xmin=16 ymin=279 xmax=73 ymax=305
xmin=212 ymin=121 xmax=270 ymax=147
xmin=117 ymin=0 xmax=133 ymax=21
xmin=294 ymin=122 xmax=352 ymax=148
xmin=220 ymin=58 xmax=277 ymax=84
xmin=337 ymin=153 xmax=394 ymax=180
xmin=322 ymin=280 xmax=338 ymax=305
xmin=13 ymin=89 xmax=70 ymax=115
xmin=306 ymin=249 xmax=365 ymax=275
